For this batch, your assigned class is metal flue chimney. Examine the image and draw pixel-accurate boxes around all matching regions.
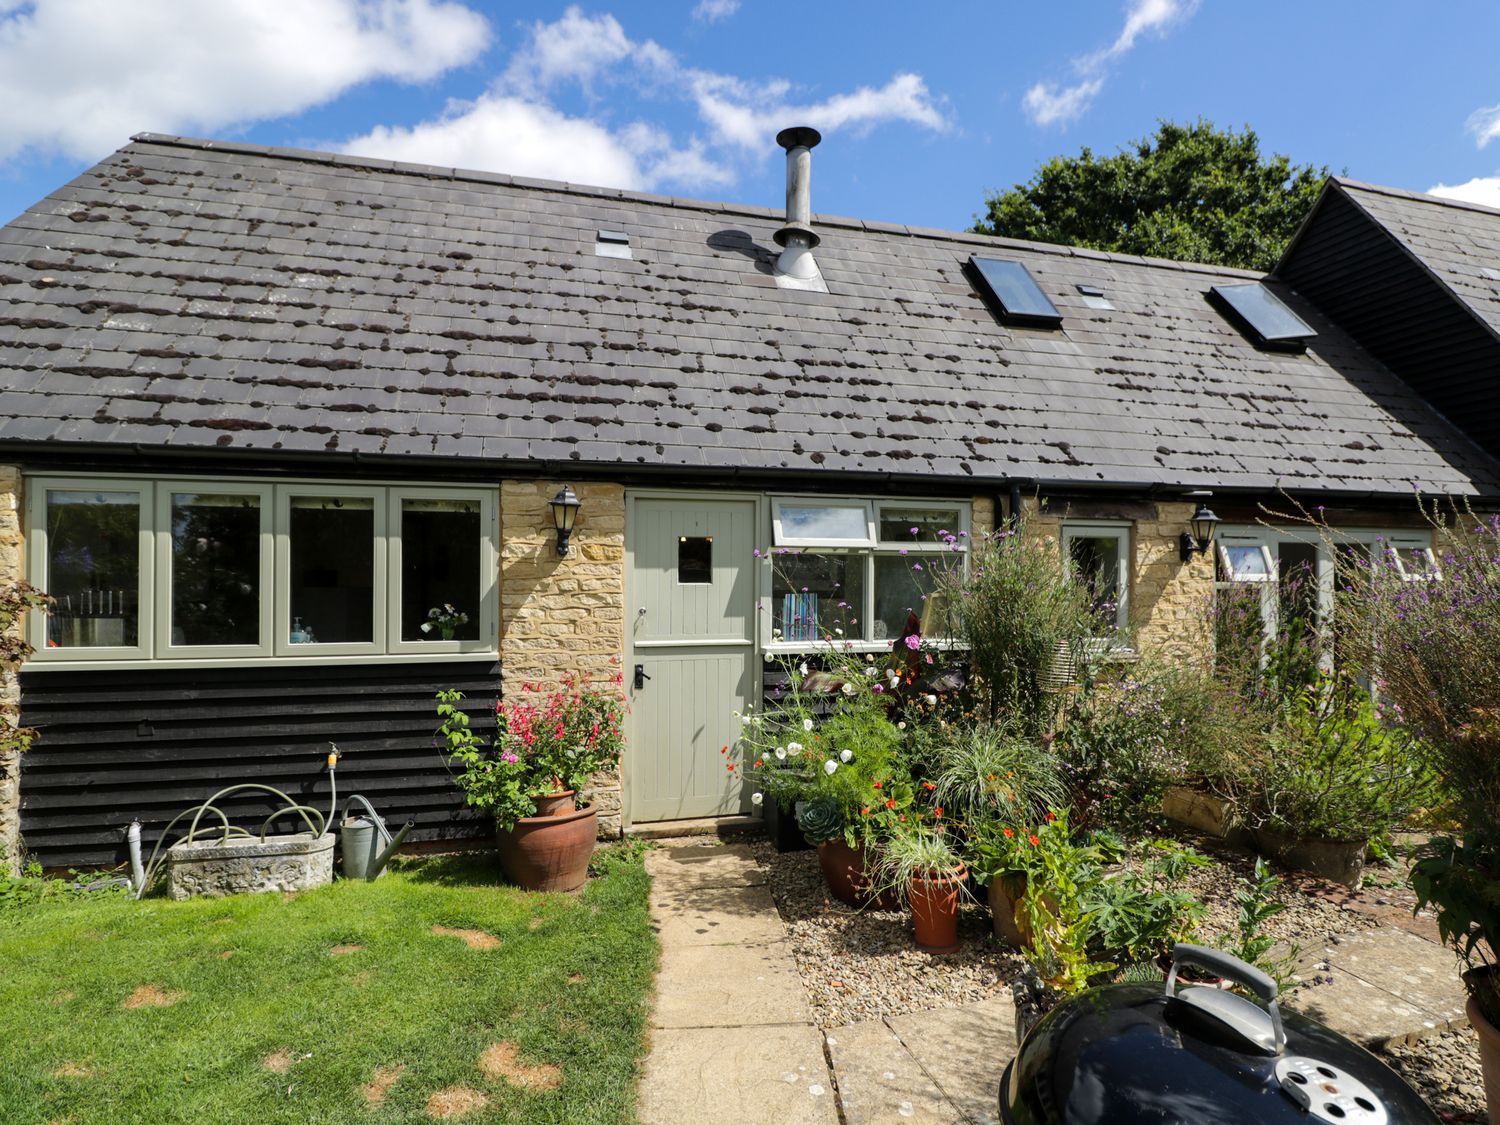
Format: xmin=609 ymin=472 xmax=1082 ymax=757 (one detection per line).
xmin=773 ymin=125 xmax=825 ymax=289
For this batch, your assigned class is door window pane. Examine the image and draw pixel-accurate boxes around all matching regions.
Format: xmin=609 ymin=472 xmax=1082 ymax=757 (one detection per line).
xmin=678 ymin=536 xmax=712 ymax=584
xmin=45 ymin=490 xmax=140 ymax=649
xmin=772 ymin=554 xmax=866 ymax=642
xmin=873 ymin=553 xmax=941 ymax=641
xmin=1067 ymin=535 xmax=1123 ymax=631
xmin=289 ymin=496 xmax=374 ymax=645
xmin=170 ymin=492 xmax=261 ymax=647
xmin=401 ymin=497 xmax=481 ymax=642
xmin=878 ymin=508 xmax=961 ymax=543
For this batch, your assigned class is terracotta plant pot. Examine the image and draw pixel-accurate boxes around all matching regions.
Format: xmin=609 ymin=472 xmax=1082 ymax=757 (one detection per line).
xmin=987 ymin=873 xmax=1031 ymax=947
xmin=909 ymin=864 xmax=966 ymax=954
xmin=496 ymin=801 xmax=597 ymax=893
xmin=1466 ymin=973 xmax=1500 ymax=1119
xmin=816 ymin=839 xmax=899 ymax=910
xmin=1252 ymin=826 xmax=1366 ymax=888
xmin=531 ymin=789 xmax=577 ymax=817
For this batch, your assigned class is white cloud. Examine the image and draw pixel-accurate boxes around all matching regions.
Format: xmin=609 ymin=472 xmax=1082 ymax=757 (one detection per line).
xmin=1429 ymin=176 xmax=1500 ymax=209
xmin=692 ymin=0 xmax=740 ymax=22
xmin=1466 ymin=104 xmax=1500 ymax=149
xmin=341 ymin=9 xmax=947 ymax=193
xmin=1024 ymin=0 xmax=1199 ymax=127
xmin=0 ymin=0 xmax=491 ymax=162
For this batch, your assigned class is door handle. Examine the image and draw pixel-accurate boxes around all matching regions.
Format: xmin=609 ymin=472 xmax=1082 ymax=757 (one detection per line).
xmin=634 ymin=664 xmax=652 ymax=690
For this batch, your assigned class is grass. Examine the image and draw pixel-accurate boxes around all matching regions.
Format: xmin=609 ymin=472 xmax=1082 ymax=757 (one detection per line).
xmin=0 ymin=846 xmax=657 ymax=1124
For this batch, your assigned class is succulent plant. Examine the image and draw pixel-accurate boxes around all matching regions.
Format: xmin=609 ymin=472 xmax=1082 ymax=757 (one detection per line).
xmin=796 ymin=795 xmax=844 ymax=846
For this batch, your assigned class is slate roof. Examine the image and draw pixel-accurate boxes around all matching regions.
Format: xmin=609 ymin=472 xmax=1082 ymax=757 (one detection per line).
xmin=1335 ymin=179 xmax=1500 ymax=346
xmin=0 ymin=134 xmax=1496 ymax=496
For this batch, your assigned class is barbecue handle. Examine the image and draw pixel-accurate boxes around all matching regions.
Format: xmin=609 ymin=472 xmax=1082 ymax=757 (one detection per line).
xmin=1169 ymin=943 xmax=1278 ymax=1002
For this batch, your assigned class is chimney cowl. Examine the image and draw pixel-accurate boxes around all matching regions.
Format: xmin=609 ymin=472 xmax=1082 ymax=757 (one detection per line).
xmin=774 ymin=125 xmax=822 ymax=250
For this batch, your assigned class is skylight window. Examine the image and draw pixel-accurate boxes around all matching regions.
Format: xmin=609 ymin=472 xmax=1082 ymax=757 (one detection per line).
xmin=1209 ymin=283 xmax=1316 ymax=349
xmin=1076 ymin=283 xmax=1114 ymax=310
xmin=595 ymin=229 xmax=631 ymax=259
xmin=968 ymin=257 xmax=1063 ymax=326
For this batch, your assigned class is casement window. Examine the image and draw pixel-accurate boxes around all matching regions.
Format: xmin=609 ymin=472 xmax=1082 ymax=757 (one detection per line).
xmin=1061 ymin=523 xmax=1131 ymax=635
xmin=27 ymin=477 xmax=497 ymax=665
xmin=767 ymin=498 xmax=968 ymax=647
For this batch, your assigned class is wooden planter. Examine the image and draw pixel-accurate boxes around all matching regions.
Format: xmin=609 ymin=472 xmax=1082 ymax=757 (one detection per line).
xmin=496 ymin=801 xmax=597 ymax=893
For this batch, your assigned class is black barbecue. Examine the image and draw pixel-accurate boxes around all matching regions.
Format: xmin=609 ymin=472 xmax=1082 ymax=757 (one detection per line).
xmin=1000 ymin=944 xmax=1440 ymax=1125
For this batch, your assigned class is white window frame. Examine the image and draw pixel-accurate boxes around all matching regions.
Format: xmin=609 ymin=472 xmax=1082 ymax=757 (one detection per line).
xmin=1061 ymin=521 xmax=1131 ymax=634
xmin=27 ymin=477 xmax=155 ymax=662
xmin=763 ymin=497 xmax=969 ymax=653
xmin=771 ymin=497 xmax=876 ymax=548
xmin=155 ymin=481 xmax=275 ymax=660
xmin=275 ymin=484 xmax=388 ymax=658
xmin=25 ymin=473 xmax=500 ymax=668
xmin=386 ymin=486 xmax=499 ymax=656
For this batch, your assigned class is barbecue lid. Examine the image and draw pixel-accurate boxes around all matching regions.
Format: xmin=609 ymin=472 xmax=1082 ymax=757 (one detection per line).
xmin=1000 ymin=945 xmax=1440 ymax=1125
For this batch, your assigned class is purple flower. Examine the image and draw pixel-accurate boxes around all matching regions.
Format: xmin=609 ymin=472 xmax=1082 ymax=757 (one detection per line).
xmin=912 ymin=563 xmax=924 ymax=572
xmin=899 ymin=548 xmax=908 ymax=556
xmin=872 ymin=683 xmax=884 ymax=693
xmin=909 ymin=526 xmax=920 ymax=536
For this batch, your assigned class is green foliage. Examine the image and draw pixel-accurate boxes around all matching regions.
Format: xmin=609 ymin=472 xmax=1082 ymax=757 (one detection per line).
xmin=930 ymin=722 xmax=1066 ymax=827
xmin=1226 ymin=857 xmax=1299 ymax=991
xmin=973 ymin=120 xmax=1327 ymax=272
xmin=1410 ymin=834 xmax=1500 ymax=1024
xmin=794 ymin=796 xmax=844 ymax=846
xmin=0 ymin=854 xmax=655 ymax=1123
xmin=933 ymin=519 xmax=1097 ymax=737
xmin=437 ymin=678 xmax=626 ymax=832
xmin=871 ymin=822 xmax=970 ymax=907
xmin=1 ymin=581 xmax=51 ymax=758
xmin=1081 ymin=839 xmax=1208 ymax=967
xmin=1248 ymin=674 xmax=1439 ymax=841
xmin=1013 ymin=814 xmax=1117 ymax=993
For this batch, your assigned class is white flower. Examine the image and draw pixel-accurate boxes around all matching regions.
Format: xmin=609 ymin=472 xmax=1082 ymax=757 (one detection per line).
xmin=834 ymin=627 xmax=843 ymax=636
xmin=865 ymin=653 xmax=874 ymax=662
xmin=799 ymin=662 xmax=809 ymax=677
xmin=841 ymin=682 xmax=855 ymax=696
xmin=897 ymin=721 xmax=907 ymax=730
xmin=803 ymin=718 xmax=814 ymax=732
xmin=775 ymin=746 xmax=787 ymax=760
xmin=925 ymin=694 xmax=938 ymax=706
xmin=863 ymin=666 xmax=877 ymax=677
xmin=787 ymin=741 xmax=803 ymax=754
xmin=751 ymin=791 xmax=764 ymax=806
xmin=839 ymin=749 xmax=853 ymax=763
xmin=823 ymin=759 xmax=838 ymax=775
xmin=886 ymin=669 xmax=900 ymax=683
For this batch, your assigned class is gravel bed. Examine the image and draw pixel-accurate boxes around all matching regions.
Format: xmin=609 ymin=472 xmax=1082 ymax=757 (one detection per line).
xmin=1383 ymin=1026 xmax=1489 ymax=1122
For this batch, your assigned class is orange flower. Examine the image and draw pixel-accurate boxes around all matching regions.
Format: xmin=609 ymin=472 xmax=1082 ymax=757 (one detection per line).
xmin=720 ymin=746 xmax=727 ymax=755
xmin=899 ymin=814 xmax=907 ymax=822
xmin=1002 ymin=828 xmax=1015 ymax=839
xmin=1028 ymin=834 xmax=1040 ymax=846
xmin=885 ymin=798 xmax=897 ymax=810
xmin=1044 ymin=811 xmax=1056 ymax=823
xmin=934 ymin=807 xmax=944 ymax=818
xmin=861 ymin=807 xmax=871 ymax=816
xmin=754 ymin=759 xmax=763 ymax=768
xmin=872 ymin=781 xmax=883 ymax=790
xmin=726 ymin=764 xmax=736 ymax=772
xmin=921 ymin=781 xmax=936 ymax=791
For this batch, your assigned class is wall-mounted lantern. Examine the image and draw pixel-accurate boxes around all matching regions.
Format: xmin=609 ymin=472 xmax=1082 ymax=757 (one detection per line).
xmin=550 ymin=486 xmax=582 ymax=557
xmin=1178 ymin=498 xmax=1221 ymax=563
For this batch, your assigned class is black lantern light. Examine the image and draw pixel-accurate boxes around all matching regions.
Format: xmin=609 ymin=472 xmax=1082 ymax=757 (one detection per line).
xmin=550 ymin=485 xmax=582 ymax=557
xmin=1179 ymin=499 xmax=1221 ymax=562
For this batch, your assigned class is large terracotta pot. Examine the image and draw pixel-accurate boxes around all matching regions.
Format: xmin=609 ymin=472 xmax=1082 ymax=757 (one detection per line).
xmin=531 ymin=789 xmax=577 ymax=818
xmin=497 ymin=801 xmax=597 ymax=893
xmin=909 ymin=864 xmax=966 ymax=954
xmin=987 ymin=873 xmax=1030 ymax=947
xmin=816 ymin=839 xmax=899 ymax=910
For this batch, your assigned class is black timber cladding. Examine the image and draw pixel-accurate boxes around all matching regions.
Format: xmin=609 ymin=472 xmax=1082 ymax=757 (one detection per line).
xmin=18 ymin=660 xmax=499 ymax=868
xmin=1279 ymin=184 xmax=1500 ymax=462
xmin=0 ymin=133 xmax=1495 ymax=496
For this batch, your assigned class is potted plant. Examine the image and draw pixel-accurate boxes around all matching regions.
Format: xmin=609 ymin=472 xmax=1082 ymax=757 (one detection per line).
xmin=1241 ymin=673 xmax=1437 ymax=887
xmin=435 ymin=675 xmax=623 ymax=893
xmin=876 ymin=822 xmax=969 ymax=953
xmin=420 ymin=602 xmax=469 ymax=640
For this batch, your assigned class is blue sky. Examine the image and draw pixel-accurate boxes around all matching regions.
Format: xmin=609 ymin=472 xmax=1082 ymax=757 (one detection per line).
xmin=3 ymin=1 xmax=1500 ymax=231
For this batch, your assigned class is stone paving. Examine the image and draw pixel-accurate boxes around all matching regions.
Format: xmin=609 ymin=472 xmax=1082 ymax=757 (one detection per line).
xmin=637 ymin=840 xmax=1470 ymax=1124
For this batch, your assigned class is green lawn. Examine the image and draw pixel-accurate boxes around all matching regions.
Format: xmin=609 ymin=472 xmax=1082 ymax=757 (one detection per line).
xmin=0 ymin=848 xmax=657 ymax=1124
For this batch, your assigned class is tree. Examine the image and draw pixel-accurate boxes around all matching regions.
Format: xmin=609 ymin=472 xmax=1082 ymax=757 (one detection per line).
xmin=973 ymin=120 xmax=1328 ymax=272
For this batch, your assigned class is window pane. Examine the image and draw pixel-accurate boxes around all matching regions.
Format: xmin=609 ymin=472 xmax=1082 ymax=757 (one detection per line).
xmin=772 ymin=554 xmax=866 ymax=642
xmin=45 ymin=490 xmax=140 ymax=648
xmin=170 ymin=493 xmax=261 ymax=647
xmin=775 ymin=503 xmax=869 ymax=543
xmin=1278 ymin=541 xmax=1320 ymax=629
xmin=401 ymin=497 xmax=481 ymax=642
xmin=873 ymin=554 xmax=941 ymax=641
xmin=678 ymin=536 xmax=712 ymax=584
xmin=1068 ymin=535 xmax=1122 ymax=630
xmin=878 ymin=508 xmax=961 ymax=543
xmin=1220 ymin=544 xmax=1270 ymax=581
xmin=289 ymin=496 xmax=374 ymax=645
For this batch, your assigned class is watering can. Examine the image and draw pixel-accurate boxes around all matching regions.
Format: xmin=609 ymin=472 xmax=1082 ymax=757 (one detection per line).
xmin=340 ymin=795 xmax=414 ymax=881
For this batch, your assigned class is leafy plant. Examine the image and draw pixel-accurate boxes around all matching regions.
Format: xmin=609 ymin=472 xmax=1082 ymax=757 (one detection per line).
xmin=1082 ymin=839 xmax=1208 ymax=966
xmin=1 ymin=581 xmax=51 ymax=760
xmin=870 ymin=821 xmax=970 ymax=909
xmin=1226 ymin=857 xmax=1299 ymax=991
xmin=1014 ymin=814 xmax=1117 ymax=993
xmin=419 ymin=603 xmax=469 ymax=640
xmin=795 ymin=796 xmax=843 ymax=846
xmin=1410 ymin=834 xmax=1500 ymax=1025
xmin=930 ymin=722 xmax=1066 ymax=827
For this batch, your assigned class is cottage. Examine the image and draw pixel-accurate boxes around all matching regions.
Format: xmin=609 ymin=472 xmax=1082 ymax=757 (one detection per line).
xmin=2 ymin=129 xmax=1497 ymax=868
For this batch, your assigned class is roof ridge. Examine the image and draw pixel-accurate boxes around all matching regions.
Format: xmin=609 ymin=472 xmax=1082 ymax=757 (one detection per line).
xmin=1334 ymin=175 xmax=1500 ymax=220
xmin=128 ymin=132 xmax=1265 ymax=281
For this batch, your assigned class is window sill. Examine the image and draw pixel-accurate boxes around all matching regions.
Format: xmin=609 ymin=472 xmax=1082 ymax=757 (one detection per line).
xmin=762 ymin=638 xmax=968 ymax=657
xmin=22 ymin=651 xmax=500 ymax=673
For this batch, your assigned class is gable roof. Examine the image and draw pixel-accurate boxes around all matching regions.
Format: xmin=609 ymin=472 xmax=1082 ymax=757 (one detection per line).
xmin=0 ymin=134 xmax=1496 ymax=497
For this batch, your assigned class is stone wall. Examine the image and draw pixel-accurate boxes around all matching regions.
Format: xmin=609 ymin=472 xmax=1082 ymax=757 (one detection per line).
xmin=0 ymin=466 xmax=23 ymax=875
xmin=499 ymin=480 xmax=627 ymax=837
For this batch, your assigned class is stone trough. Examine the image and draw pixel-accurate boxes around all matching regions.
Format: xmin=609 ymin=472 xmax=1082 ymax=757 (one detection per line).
xmin=166 ymin=831 xmax=334 ymax=900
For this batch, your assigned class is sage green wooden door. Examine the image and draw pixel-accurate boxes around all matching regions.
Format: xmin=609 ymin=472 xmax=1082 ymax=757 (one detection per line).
xmin=627 ymin=496 xmax=757 ymax=822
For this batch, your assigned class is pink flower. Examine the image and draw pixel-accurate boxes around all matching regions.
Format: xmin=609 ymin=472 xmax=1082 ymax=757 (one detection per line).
xmin=904 ymin=636 xmax=921 ymax=650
